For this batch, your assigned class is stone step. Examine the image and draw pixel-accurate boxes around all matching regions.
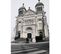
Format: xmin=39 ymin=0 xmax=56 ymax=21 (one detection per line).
xmin=11 ymin=42 xmax=49 ymax=52
xmin=11 ymin=45 xmax=35 ymax=52
xmin=27 ymin=50 xmax=48 ymax=54
xmin=11 ymin=48 xmax=38 ymax=54
xmin=12 ymin=38 xmax=26 ymax=43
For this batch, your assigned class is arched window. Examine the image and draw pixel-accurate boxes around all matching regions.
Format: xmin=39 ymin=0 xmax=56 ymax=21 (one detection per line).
xmin=37 ymin=7 xmax=42 ymax=11
xmin=26 ymin=27 xmax=32 ymax=30
xmin=19 ymin=11 xmax=23 ymax=15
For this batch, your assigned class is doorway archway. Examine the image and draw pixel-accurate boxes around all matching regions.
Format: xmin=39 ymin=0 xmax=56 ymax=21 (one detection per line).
xmin=26 ymin=27 xmax=33 ymax=42
xmin=27 ymin=33 xmax=32 ymax=38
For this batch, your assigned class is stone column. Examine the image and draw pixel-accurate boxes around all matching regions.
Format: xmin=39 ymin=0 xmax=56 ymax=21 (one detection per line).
xmin=32 ymin=29 xmax=36 ymax=43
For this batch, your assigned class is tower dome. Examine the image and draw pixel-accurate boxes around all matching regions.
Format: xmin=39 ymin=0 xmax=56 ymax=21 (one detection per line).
xmin=35 ymin=0 xmax=44 ymax=13
xmin=18 ymin=3 xmax=26 ymax=16
xmin=35 ymin=0 xmax=44 ymax=7
xmin=19 ymin=3 xmax=26 ymax=11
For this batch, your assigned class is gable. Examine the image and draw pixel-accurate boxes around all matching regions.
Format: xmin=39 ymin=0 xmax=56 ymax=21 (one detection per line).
xmin=24 ymin=9 xmax=36 ymax=16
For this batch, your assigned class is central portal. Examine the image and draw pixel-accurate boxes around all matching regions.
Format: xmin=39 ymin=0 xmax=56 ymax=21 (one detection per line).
xmin=26 ymin=27 xmax=33 ymax=43
xmin=26 ymin=33 xmax=32 ymax=43
xmin=27 ymin=33 xmax=32 ymax=38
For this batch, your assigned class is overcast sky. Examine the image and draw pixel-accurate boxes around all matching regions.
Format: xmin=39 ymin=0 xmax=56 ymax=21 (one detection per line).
xmin=11 ymin=0 xmax=49 ymax=40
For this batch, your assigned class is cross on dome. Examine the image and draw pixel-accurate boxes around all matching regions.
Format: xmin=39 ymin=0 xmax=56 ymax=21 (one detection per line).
xmin=22 ymin=3 xmax=24 ymax=7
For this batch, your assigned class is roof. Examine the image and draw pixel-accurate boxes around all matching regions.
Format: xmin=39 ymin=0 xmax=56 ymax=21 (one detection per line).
xmin=35 ymin=2 xmax=44 ymax=7
xmin=18 ymin=7 xmax=26 ymax=11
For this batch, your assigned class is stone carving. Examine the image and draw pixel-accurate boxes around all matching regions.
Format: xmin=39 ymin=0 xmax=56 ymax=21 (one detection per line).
xmin=24 ymin=19 xmax=34 ymax=25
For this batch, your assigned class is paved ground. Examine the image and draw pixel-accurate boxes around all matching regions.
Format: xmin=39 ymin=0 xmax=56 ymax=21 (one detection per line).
xmin=11 ymin=41 xmax=49 ymax=54
xmin=11 ymin=49 xmax=49 ymax=54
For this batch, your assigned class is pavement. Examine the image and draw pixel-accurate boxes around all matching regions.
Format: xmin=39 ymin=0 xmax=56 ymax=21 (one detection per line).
xmin=11 ymin=41 xmax=49 ymax=54
xmin=27 ymin=50 xmax=48 ymax=54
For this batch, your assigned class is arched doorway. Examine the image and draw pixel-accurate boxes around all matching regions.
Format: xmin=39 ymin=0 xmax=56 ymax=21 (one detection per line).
xmin=26 ymin=27 xmax=32 ymax=43
xmin=27 ymin=33 xmax=32 ymax=39
xmin=26 ymin=33 xmax=32 ymax=43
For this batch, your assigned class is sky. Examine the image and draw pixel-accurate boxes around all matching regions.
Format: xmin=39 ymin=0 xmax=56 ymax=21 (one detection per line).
xmin=11 ymin=0 xmax=49 ymax=41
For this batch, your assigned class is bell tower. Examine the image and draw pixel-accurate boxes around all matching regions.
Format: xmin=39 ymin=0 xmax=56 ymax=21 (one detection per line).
xmin=18 ymin=3 xmax=26 ymax=16
xmin=35 ymin=0 xmax=44 ymax=13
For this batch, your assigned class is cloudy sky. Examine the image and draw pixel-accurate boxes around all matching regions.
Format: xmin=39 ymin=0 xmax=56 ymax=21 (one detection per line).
xmin=11 ymin=0 xmax=49 ymax=40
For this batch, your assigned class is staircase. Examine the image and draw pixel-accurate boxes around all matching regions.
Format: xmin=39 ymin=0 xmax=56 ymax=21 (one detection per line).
xmin=11 ymin=42 xmax=49 ymax=52
xmin=12 ymin=38 xmax=26 ymax=43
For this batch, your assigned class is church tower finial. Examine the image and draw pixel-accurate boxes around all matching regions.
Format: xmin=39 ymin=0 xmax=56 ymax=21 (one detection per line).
xmin=28 ymin=7 xmax=31 ymax=10
xmin=29 ymin=7 xmax=30 ymax=10
xmin=22 ymin=3 xmax=24 ymax=7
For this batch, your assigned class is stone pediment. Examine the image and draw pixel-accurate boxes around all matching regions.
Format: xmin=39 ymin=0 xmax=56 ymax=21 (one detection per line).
xmin=24 ymin=9 xmax=36 ymax=16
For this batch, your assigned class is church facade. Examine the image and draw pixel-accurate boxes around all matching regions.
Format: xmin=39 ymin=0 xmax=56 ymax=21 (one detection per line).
xmin=15 ymin=0 xmax=49 ymax=42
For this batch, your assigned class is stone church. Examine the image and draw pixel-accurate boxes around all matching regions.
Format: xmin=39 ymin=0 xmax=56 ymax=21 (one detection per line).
xmin=15 ymin=0 xmax=49 ymax=42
